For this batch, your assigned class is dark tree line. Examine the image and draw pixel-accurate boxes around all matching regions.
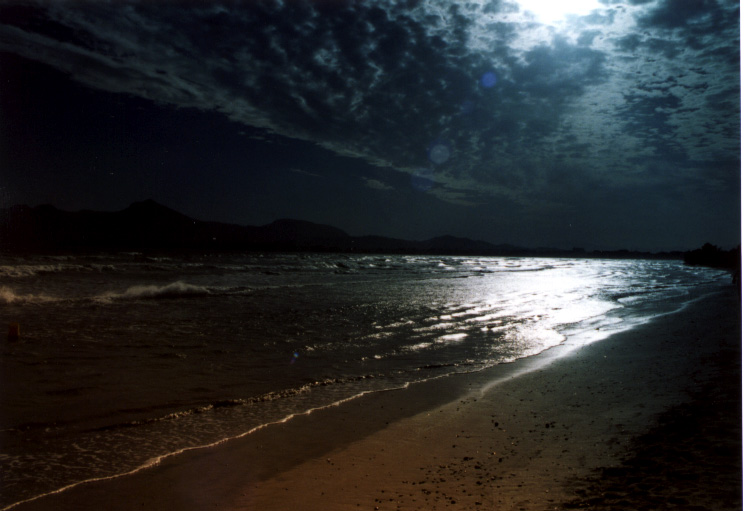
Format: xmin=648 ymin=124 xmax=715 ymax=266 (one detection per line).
xmin=683 ymin=243 xmax=740 ymax=270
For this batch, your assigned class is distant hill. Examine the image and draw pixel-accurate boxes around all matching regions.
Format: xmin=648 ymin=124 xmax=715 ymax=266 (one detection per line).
xmin=0 ymin=200 xmax=686 ymax=259
xmin=0 ymin=200 xmax=350 ymax=252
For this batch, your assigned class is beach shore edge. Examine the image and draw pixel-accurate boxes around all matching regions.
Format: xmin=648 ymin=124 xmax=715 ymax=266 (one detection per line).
xmin=10 ymin=288 xmax=741 ymax=511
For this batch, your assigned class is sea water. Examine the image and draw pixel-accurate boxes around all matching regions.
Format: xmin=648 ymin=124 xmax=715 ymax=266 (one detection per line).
xmin=0 ymin=252 xmax=729 ymax=508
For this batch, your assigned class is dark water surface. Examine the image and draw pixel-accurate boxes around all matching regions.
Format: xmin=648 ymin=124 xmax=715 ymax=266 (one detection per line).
xmin=0 ymin=253 xmax=729 ymax=508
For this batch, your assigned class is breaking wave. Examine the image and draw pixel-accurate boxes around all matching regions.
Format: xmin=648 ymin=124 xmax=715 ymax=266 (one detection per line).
xmin=96 ymin=281 xmax=211 ymax=302
xmin=0 ymin=286 xmax=57 ymax=305
xmin=0 ymin=281 xmax=251 ymax=306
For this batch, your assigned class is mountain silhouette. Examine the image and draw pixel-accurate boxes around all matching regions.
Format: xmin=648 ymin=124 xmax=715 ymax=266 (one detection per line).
xmin=0 ymin=200 xmax=687 ymax=259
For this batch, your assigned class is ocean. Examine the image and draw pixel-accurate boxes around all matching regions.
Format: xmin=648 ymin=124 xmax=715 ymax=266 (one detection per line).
xmin=0 ymin=252 xmax=730 ymax=509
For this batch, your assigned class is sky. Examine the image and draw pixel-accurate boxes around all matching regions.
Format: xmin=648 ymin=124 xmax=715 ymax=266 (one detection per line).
xmin=0 ymin=0 xmax=740 ymax=251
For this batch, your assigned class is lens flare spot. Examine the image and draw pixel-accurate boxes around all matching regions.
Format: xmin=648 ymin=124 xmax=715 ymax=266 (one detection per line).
xmin=480 ymin=72 xmax=498 ymax=88
xmin=289 ymin=351 xmax=300 ymax=364
xmin=428 ymin=142 xmax=451 ymax=165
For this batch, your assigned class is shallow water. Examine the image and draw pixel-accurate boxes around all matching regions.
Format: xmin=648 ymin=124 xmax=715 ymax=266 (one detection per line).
xmin=0 ymin=252 xmax=729 ymax=508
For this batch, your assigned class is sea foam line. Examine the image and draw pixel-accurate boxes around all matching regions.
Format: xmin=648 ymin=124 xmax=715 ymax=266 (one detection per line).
xmin=0 ymin=281 xmax=215 ymax=305
xmin=4 ymin=288 xmax=726 ymax=509
xmin=0 ymin=286 xmax=57 ymax=305
xmin=94 ymin=281 xmax=211 ymax=302
xmin=476 ymin=289 xmax=727 ymax=397
xmin=0 ymin=385 xmax=409 ymax=511
xmin=3 ymin=368 xmax=481 ymax=511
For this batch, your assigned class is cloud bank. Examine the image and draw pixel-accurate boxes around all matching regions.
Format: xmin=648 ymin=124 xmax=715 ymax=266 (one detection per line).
xmin=0 ymin=0 xmax=739 ymax=241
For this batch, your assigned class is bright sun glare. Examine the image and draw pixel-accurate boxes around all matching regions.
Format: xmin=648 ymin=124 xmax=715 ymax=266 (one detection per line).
xmin=517 ymin=0 xmax=602 ymax=24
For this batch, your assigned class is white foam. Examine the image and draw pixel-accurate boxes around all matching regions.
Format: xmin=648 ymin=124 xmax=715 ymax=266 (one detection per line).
xmin=0 ymin=386 xmax=398 ymax=511
xmin=95 ymin=281 xmax=210 ymax=302
xmin=0 ymin=286 xmax=57 ymax=305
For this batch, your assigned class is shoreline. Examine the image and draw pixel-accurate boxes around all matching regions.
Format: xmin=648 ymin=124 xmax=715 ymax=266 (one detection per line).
xmin=9 ymin=287 xmax=741 ymax=510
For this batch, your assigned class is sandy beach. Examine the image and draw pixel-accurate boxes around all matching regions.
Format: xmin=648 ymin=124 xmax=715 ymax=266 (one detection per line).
xmin=9 ymin=287 xmax=741 ymax=511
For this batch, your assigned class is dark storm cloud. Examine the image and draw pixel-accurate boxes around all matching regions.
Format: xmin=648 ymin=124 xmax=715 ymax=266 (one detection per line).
xmin=638 ymin=0 xmax=722 ymax=30
xmin=0 ymin=1 xmax=614 ymax=201
xmin=613 ymin=0 xmax=738 ymax=192
xmin=0 ymin=0 xmax=739 ymax=249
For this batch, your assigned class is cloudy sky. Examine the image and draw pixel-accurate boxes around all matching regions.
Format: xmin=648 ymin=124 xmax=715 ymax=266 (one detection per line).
xmin=0 ymin=0 xmax=740 ymax=251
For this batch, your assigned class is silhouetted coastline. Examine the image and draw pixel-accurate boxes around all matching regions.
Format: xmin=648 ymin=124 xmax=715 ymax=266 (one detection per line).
xmin=683 ymin=242 xmax=740 ymax=270
xmin=0 ymin=200 xmax=730 ymax=261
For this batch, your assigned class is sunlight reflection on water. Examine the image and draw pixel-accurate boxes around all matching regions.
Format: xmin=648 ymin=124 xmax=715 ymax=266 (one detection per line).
xmin=0 ymin=253 xmax=729 ymax=508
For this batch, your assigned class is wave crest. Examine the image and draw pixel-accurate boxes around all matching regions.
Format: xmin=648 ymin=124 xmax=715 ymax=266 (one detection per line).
xmin=99 ymin=281 xmax=211 ymax=302
xmin=0 ymin=286 xmax=57 ymax=305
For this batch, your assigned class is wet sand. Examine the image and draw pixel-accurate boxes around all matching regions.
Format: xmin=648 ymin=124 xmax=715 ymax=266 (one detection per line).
xmin=9 ymin=288 xmax=741 ymax=511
